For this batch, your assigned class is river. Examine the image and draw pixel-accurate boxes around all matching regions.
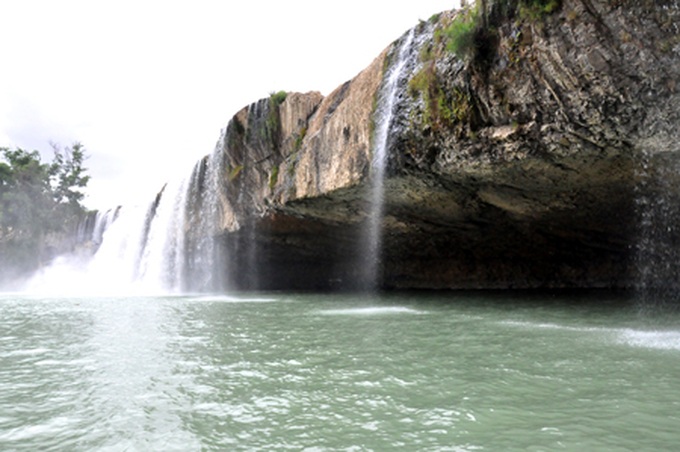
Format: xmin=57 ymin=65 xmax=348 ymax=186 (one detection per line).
xmin=1 ymin=291 xmax=679 ymax=450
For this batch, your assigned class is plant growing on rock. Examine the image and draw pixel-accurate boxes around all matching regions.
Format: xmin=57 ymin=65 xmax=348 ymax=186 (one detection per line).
xmin=445 ymin=6 xmax=479 ymax=60
xmin=268 ymin=165 xmax=279 ymax=191
xmin=228 ymin=164 xmax=244 ymax=181
xmin=408 ymin=61 xmax=473 ymax=132
xmin=269 ymin=90 xmax=288 ymax=107
xmin=445 ymin=0 xmax=562 ymax=65
xmin=293 ymin=127 xmax=307 ymax=153
xmin=518 ymin=0 xmax=561 ymax=20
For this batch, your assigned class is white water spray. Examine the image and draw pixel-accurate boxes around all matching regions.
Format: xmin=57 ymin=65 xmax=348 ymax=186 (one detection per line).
xmin=360 ymin=28 xmax=418 ymax=291
xmin=26 ymin=140 xmax=228 ymax=296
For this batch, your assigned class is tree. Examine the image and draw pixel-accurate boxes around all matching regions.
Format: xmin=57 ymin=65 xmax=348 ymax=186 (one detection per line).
xmin=0 ymin=148 xmax=53 ymax=238
xmin=0 ymin=143 xmax=91 ymax=283
xmin=50 ymin=142 xmax=90 ymax=213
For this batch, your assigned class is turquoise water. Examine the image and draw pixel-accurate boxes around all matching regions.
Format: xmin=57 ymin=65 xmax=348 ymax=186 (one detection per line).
xmin=1 ymin=291 xmax=679 ymax=451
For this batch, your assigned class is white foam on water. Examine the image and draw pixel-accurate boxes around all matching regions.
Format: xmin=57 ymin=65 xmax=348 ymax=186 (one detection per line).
xmin=617 ymin=329 xmax=680 ymax=351
xmin=499 ymin=320 xmax=612 ymax=334
xmin=318 ymin=306 xmax=427 ymax=316
xmin=190 ymin=295 xmax=278 ymax=303
xmin=501 ymin=320 xmax=680 ymax=351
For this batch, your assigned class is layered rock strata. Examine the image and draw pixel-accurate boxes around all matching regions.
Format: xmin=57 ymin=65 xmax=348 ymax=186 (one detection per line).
xmin=208 ymin=0 xmax=680 ymax=290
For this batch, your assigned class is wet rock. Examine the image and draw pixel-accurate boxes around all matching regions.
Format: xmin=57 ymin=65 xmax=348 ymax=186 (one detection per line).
xmin=210 ymin=0 xmax=680 ymax=290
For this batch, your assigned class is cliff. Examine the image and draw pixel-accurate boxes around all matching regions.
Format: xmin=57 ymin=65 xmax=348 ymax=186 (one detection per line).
xmin=208 ymin=0 xmax=680 ymax=291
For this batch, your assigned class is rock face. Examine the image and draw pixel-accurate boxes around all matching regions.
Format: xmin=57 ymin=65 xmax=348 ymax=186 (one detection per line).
xmin=210 ymin=0 xmax=680 ymax=291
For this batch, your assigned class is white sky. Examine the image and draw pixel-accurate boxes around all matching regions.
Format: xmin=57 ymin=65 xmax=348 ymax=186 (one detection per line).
xmin=0 ymin=0 xmax=457 ymax=209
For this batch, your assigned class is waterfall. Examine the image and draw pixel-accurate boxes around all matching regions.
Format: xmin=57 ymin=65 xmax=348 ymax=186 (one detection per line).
xmin=26 ymin=138 xmax=228 ymax=295
xmin=635 ymin=148 xmax=680 ymax=310
xmin=75 ymin=208 xmax=120 ymax=249
xmin=182 ymin=145 xmax=228 ymax=292
xmin=358 ymin=27 xmax=423 ymax=291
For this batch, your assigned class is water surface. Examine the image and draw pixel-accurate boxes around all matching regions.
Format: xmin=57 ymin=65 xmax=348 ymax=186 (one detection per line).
xmin=1 ymin=291 xmax=679 ymax=450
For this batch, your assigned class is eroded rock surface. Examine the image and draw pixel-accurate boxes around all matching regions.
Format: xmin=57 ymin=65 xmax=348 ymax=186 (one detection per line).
xmin=210 ymin=0 xmax=680 ymax=290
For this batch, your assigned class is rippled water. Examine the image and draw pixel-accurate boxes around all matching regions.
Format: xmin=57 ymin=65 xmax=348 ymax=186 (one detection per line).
xmin=1 ymin=291 xmax=679 ymax=450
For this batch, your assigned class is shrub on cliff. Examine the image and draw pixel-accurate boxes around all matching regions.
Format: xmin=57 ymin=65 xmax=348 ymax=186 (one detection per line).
xmin=519 ymin=0 xmax=561 ymax=20
xmin=269 ymin=90 xmax=288 ymax=107
xmin=446 ymin=6 xmax=479 ymax=59
xmin=445 ymin=0 xmax=562 ymax=62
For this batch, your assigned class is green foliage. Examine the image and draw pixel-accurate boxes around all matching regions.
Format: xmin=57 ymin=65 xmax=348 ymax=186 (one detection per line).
xmin=419 ymin=40 xmax=436 ymax=63
xmin=409 ymin=63 xmax=472 ymax=129
xmin=260 ymin=94 xmax=287 ymax=149
xmin=0 ymin=148 xmax=52 ymax=237
xmin=433 ymin=27 xmax=444 ymax=46
xmin=0 ymin=143 xmax=90 ymax=281
xmin=449 ymin=87 xmax=472 ymax=122
xmin=408 ymin=65 xmax=438 ymax=126
xmin=227 ymin=117 xmax=246 ymax=149
xmin=50 ymin=142 xmax=90 ymax=208
xmin=294 ymin=127 xmax=307 ymax=152
xmin=445 ymin=7 xmax=479 ymax=59
xmin=408 ymin=67 xmax=431 ymax=97
xmin=268 ymin=165 xmax=279 ymax=191
xmin=266 ymin=108 xmax=280 ymax=136
xmin=286 ymin=151 xmax=299 ymax=178
xmin=443 ymin=0 xmax=562 ymax=63
xmin=269 ymin=90 xmax=288 ymax=107
xmin=228 ymin=165 xmax=244 ymax=181
xmin=519 ymin=0 xmax=561 ymax=20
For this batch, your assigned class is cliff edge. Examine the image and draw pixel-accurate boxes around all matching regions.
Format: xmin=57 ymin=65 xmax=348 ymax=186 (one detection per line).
xmin=207 ymin=0 xmax=680 ymax=290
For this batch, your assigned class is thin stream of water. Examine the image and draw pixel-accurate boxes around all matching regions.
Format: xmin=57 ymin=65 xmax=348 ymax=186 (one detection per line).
xmin=361 ymin=28 xmax=417 ymax=291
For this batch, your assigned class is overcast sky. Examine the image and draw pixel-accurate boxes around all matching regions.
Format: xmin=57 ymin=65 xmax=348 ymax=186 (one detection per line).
xmin=1 ymin=1 xmax=458 ymax=209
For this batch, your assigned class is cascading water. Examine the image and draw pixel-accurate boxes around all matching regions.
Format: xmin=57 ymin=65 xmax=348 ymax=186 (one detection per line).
xmin=358 ymin=26 xmax=426 ymax=291
xmin=635 ymin=148 xmax=680 ymax=310
xmin=75 ymin=208 xmax=120 ymax=248
xmin=27 ymin=137 xmax=229 ymax=295
xmin=181 ymin=145 xmax=228 ymax=292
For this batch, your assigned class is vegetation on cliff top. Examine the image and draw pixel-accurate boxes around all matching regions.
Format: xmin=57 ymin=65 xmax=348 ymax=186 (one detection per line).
xmin=445 ymin=0 xmax=562 ymax=61
xmin=409 ymin=0 xmax=562 ymax=129
xmin=269 ymin=90 xmax=288 ymax=107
